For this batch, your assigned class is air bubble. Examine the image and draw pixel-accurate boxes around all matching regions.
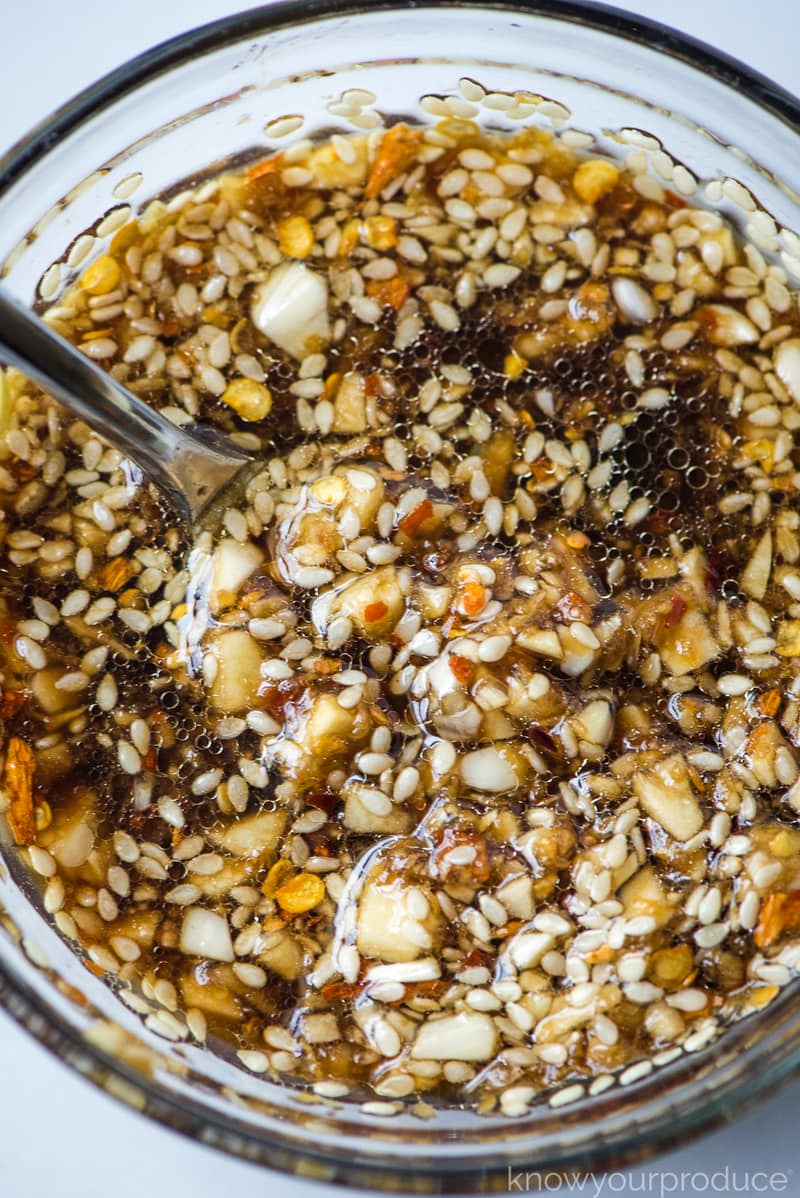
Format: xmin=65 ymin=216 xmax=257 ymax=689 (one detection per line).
xmin=625 ymin=442 xmax=650 ymax=470
xmin=646 ymin=350 xmax=669 ymax=372
xmin=667 ymin=447 xmax=690 ymax=470
xmin=686 ymin=467 xmax=709 ymax=491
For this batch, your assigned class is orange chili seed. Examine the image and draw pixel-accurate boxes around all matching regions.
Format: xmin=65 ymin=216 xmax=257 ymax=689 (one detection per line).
xmin=364 ymin=600 xmax=389 ymax=623
xmin=275 ymin=872 xmax=326 ymax=915
xmin=338 ymin=219 xmax=361 ymax=258
xmin=363 ymin=215 xmax=398 ymax=250
xmin=585 ymin=945 xmax=616 ymax=965
xmin=117 ymin=587 xmax=143 ymax=610
xmin=80 ymin=254 xmax=121 ymax=296
xmin=312 ymin=658 xmax=340 ymax=675
xmin=531 ymin=458 xmax=558 ymax=482
xmin=324 ymin=371 xmax=343 ymax=399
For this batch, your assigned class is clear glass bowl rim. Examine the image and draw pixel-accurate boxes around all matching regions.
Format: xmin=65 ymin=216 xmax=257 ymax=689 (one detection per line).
xmin=2 ymin=0 xmax=800 ymax=1188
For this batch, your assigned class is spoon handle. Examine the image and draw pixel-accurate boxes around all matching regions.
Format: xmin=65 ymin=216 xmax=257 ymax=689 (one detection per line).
xmin=0 ymin=287 xmax=249 ymax=523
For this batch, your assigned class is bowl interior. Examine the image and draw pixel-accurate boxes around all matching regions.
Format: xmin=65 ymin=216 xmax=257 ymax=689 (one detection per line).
xmin=2 ymin=2 xmax=800 ymax=1188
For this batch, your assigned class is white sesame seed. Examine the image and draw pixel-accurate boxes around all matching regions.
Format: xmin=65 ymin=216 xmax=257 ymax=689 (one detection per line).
xmin=295 ymin=566 xmax=335 ymax=588
xmin=694 ymin=922 xmax=729 ymax=948
xmin=549 ymin=1083 xmax=585 ymax=1108
xmin=717 ymin=673 xmax=752 ymax=696
xmin=117 ymin=741 xmax=141 ymax=775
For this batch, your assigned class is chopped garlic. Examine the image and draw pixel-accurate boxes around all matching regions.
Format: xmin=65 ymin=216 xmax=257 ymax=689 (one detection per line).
xmin=180 ymin=907 xmax=234 ymax=961
xmin=776 ymin=339 xmax=800 ymax=405
xmin=411 ymin=1011 xmax=498 ymax=1061
xmin=251 ymin=261 xmax=331 ymax=360
xmin=208 ymin=538 xmax=263 ymax=614
xmin=460 ymin=745 xmax=526 ymax=793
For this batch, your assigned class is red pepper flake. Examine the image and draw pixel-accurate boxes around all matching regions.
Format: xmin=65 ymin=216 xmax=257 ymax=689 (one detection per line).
xmin=247 ymin=151 xmax=285 ymax=182
xmin=364 ymin=600 xmax=389 ymax=624
xmin=663 ymin=594 xmax=687 ymax=629
xmin=532 ymin=459 xmax=559 ymax=484
xmin=398 ymin=498 xmax=434 ymax=539
xmin=306 ymin=829 xmax=333 ymax=856
xmin=705 ymin=549 xmax=736 ymax=594
xmin=758 ymin=689 xmax=782 ymax=718
xmin=664 ymin=189 xmax=687 ymax=209
xmin=403 ymin=979 xmax=447 ymax=1001
xmin=307 ymin=790 xmax=339 ymax=814
xmin=259 ymin=678 xmax=303 ymax=717
xmin=528 ymin=726 xmax=559 ymax=758
xmin=141 ymin=748 xmax=158 ymax=772
xmin=448 ymin=654 xmax=473 ymax=683
xmin=431 ymin=827 xmax=491 ymax=882
xmin=754 ymin=890 xmax=800 ymax=948
xmin=462 ymin=946 xmax=495 ymax=971
xmin=364 ymin=373 xmax=382 ymax=399
xmin=4 ymin=736 xmax=36 ymax=845
xmin=644 ymin=507 xmax=679 ymax=538
xmin=55 ymin=980 xmax=90 ymax=1007
xmin=461 ymin=580 xmax=486 ymax=618
xmin=366 ymin=275 xmax=411 ymax=311
xmin=321 ymin=981 xmax=363 ymax=1002
xmin=1 ymin=689 xmax=26 ymax=719
xmin=159 ymin=317 xmax=182 ymax=340
xmin=364 ymin=124 xmax=421 ymax=199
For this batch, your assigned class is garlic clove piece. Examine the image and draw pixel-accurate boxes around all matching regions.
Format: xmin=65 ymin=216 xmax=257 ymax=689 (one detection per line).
xmin=251 ymin=261 xmax=331 ymax=360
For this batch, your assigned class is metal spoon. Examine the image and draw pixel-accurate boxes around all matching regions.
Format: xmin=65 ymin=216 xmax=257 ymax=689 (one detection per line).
xmin=0 ymin=287 xmax=254 ymax=524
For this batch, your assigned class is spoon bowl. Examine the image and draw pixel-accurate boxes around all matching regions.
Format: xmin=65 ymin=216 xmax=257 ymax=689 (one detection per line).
xmin=0 ymin=287 xmax=254 ymax=524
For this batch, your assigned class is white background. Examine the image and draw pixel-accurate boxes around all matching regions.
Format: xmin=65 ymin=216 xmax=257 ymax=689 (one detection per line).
xmin=2 ymin=2 xmax=800 ymax=1195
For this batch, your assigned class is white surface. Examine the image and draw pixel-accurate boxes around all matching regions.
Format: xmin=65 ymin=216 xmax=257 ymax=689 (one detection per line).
xmin=2 ymin=2 xmax=800 ymax=1195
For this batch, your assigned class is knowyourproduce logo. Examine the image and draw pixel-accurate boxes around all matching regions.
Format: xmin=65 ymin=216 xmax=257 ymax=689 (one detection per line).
xmin=507 ymin=1167 xmax=792 ymax=1195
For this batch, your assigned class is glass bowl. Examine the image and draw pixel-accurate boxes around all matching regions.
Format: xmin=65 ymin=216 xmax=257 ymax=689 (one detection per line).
xmin=2 ymin=1 xmax=800 ymax=1188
